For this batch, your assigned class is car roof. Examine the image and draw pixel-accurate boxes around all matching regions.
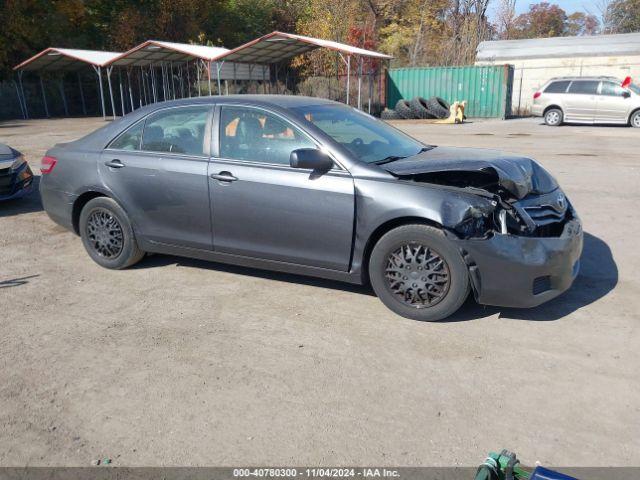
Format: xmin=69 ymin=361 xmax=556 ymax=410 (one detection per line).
xmin=140 ymin=94 xmax=341 ymax=110
xmin=546 ymin=76 xmax=620 ymax=82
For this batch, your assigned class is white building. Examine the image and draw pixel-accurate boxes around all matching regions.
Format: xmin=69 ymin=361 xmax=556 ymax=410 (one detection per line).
xmin=476 ymin=32 xmax=640 ymax=115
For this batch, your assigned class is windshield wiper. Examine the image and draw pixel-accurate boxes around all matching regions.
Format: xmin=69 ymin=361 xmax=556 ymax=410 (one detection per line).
xmin=374 ymin=155 xmax=406 ymax=165
xmin=374 ymin=146 xmax=433 ymax=165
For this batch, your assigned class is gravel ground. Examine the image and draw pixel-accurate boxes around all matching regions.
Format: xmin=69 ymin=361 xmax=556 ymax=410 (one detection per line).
xmin=0 ymin=115 xmax=638 ymax=467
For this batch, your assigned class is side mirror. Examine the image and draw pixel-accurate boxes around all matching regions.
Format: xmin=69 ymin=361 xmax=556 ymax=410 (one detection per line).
xmin=622 ymin=90 xmax=631 ymax=98
xmin=290 ymin=148 xmax=334 ymax=171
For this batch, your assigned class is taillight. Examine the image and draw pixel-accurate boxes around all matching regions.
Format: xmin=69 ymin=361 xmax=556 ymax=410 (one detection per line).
xmin=40 ymin=156 xmax=58 ymax=174
xmin=533 ymin=91 xmax=542 ymax=99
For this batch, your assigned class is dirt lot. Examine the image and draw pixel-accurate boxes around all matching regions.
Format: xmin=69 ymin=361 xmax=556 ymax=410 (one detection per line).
xmin=1 ymin=116 xmax=638 ymax=467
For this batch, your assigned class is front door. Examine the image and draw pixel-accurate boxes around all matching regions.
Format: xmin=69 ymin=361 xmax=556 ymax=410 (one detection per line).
xmin=100 ymin=105 xmax=213 ymax=250
xmin=564 ymin=80 xmax=599 ymax=123
xmin=596 ymin=81 xmax=632 ymax=123
xmin=208 ymin=105 xmax=355 ymax=271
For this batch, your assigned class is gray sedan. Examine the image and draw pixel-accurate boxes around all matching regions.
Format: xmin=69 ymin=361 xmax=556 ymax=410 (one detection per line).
xmin=40 ymin=96 xmax=582 ymax=321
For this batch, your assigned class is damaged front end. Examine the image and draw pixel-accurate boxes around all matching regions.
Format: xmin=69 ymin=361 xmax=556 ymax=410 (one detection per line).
xmin=383 ymin=147 xmax=583 ymax=308
xmin=387 ymin=150 xmax=574 ymax=240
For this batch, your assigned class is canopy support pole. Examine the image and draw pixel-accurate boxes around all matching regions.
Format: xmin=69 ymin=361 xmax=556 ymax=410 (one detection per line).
xmin=118 ymin=69 xmax=125 ymax=116
xmin=58 ymin=78 xmax=69 ymax=116
xmin=357 ymin=57 xmax=363 ymax=110
xmin=13 ymin=80 xmax=26 ymax=120
xmin=337 ymin=53 xmax=351 ymax=105
xmin=197 ymin=61 xmax=202 ymax=96
xmin=207 ymin=61 xmax=212 ymax=96
xmin=262 ymin=65 xmax=267 ymax=94
xmin=170 ymin=62 xmax=176 ymax=99
xmin=39 ymin=75 xmax=50 ymax=118
xmin=17 ymin=71 xmax=29 ymax=119
xmin=92 ymin=66 xmax=106 ymax=120
xmin=215 ymin=61 xmax=223 ymax=96
xmin=186 ymin=62 xmax=192 ymax=98
xmin=150 ymin=65 xmax=157 ymax=103
xmin=127 ymin=69 xmax=134 ymax=111
xmin=346 ymin=56 xmax=351 ymax=105
xmin=138 ymin=67 xmax=145 ymax=107
xmin=77 ymin=72 xmax=87 ymax=116
xmin=106 ymin=66 xmax=116 ymax=119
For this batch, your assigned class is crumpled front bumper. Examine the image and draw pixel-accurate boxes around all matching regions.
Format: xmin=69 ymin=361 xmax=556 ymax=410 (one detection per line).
xmin=0 ymin=164 xmax=34 ymax=201
xmin=451 ymin=218 xmax=583 ymax=308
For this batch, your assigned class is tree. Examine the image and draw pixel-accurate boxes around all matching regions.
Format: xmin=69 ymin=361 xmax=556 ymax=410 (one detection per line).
xmin=566 ymin=12 xmax=600 ymax=35
xmin=514 ymin=2 xmax=568 ymax=38
xmin=495 ymin=0 xmax=518 ymax=39
xmin=604 ymin=0 xmax=640 ymax=32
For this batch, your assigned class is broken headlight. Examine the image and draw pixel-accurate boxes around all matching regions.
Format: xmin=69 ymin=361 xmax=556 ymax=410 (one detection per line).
xmin=455 ymin=212 xmax=489 ymax=238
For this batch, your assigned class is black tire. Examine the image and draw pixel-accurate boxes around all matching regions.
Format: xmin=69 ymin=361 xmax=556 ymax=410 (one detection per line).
xmin=369 ymin=224 xmax=470 ymax=321
xmin=629 ymin=110 xmax=640 ymax=128
xmin=79 ymin=197 xmax=145 ymax=269
xmin=409 ymin=97 xmax=436 ymax=119
xmin=380 ymin=108 xmax=402 ymax=120
xmin=395 ymin=99 xmax=413 ymax=119
xmin=544 ymin=108 xmax=563 ymax=126
xmin=425 ymin=96 xmax=450 ymax=119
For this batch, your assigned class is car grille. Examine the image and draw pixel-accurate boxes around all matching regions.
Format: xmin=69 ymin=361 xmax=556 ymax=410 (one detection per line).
xmin=514 ymin=190 xmax=571 ymax=237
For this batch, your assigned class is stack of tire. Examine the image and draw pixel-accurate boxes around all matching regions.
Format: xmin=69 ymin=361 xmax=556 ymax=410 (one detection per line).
xmin=381 ymin=96 xmax=450 ymax=120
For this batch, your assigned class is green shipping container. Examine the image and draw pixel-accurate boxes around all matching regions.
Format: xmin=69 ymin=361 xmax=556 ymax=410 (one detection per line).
xmin=386 ymin=65 xmax=514 ymax=118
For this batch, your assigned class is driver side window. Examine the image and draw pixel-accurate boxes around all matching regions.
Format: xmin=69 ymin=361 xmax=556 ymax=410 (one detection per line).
xmin=219 ymin=107 xmax=315 ymax=165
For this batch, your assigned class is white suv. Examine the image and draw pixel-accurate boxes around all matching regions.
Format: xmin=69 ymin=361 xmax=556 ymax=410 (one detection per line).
xmin=532 ymin=76 xmax=640 ymax=127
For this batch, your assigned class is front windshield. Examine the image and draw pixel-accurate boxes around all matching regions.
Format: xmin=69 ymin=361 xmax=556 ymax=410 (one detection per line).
xmin=291 ymin=104 xmax=426 ymax=164
xmin=629 ymin=83 xmax=640 ymax=95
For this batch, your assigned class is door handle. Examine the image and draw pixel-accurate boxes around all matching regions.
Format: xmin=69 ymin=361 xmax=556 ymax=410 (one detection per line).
xmin=105 ymin=159 xmax=125 ymax=168
xmin=210 ymin=171 xmax=238 ymax=182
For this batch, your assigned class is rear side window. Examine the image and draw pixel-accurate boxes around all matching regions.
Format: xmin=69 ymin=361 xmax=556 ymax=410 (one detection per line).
xmin=544 ymin=81 xmax=570 ymax=93
xmin=568 ymin=81 xmax=599 ymax=95
xmin=141 ymin=106 xmax=209 ymax=156
xmin=109 ymin=121 xmax=143 ymax=150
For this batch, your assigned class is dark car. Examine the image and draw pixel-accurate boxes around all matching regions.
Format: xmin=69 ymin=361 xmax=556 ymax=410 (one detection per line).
xmin=0 ymin=144 xmax=34 ymax=201
xmin=39 ymin=96 xmax=582 ymax=321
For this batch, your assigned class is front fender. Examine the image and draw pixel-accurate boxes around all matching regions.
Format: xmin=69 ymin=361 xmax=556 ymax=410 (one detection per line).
xmin=350 ymin=177 xmax=496 ymax=277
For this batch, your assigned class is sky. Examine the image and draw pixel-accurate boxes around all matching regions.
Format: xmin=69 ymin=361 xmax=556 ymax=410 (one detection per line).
xmin=489 ymin=0 xmax=602 ymax=20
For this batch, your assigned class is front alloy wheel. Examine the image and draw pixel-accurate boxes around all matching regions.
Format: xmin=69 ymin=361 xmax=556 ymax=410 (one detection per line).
xmin=384 ymin=243 xmax=451 ymax=308
xmin=369 ymin=224 xmax=470 ymax=322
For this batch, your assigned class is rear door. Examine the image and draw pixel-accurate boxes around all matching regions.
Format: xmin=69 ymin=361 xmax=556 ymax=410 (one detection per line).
xmin=596 ymin=81 xmax=632 ymax=123
xmin=208 ymin=105 xmax=355 ymax=271
xmin=564 ymin=80 xmax=599 ymax=122
xmin=100 ymin=105 xmax=213 ymax=250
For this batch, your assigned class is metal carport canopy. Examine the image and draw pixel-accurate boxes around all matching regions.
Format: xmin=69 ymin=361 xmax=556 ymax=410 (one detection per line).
xmin=211 ymin=31 xmax=392 ymax=107
xmin=108 ymin=40 xmax=229 ymax=66
xmin=14 ymin=47 xmax=121 ymax=71
xmin=214 ymin=31 xmax=392 ymax=64
xmin=12 ymin=48 xmax=122 ymax=121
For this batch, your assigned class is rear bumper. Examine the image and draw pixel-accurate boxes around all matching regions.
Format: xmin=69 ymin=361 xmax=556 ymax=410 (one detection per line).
xmin=531 ymin=104 xmax=543 ymax=117
xmin=40 ymin=181 xmax=76 ymax=231
xmin=452 ymin=218 xmax=583 ymax=308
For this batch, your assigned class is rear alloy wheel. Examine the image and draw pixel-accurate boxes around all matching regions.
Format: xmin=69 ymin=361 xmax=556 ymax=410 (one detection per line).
xmin=544 ymin=108 xmax=563 ymax=126
xmin=369 ymin=224 xmax=470 ymax=321
xmin=630 ymin=110 xmax=640 ymax=128
xmin=79 ymin=197 xmax=145 ymax=269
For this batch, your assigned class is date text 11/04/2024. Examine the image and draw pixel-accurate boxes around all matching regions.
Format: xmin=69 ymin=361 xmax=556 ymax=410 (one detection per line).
xmin=232 ymin=468 xmax=400 ymax=478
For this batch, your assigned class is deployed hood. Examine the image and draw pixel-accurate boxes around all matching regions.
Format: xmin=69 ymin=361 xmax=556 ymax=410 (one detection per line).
xmin=383 ymin=146 xmax=558 ymax=200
